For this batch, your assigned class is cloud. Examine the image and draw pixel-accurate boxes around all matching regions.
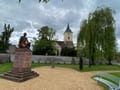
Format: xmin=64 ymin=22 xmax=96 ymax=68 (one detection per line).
xmin=0 ymin=0 xmax=120 ymax=51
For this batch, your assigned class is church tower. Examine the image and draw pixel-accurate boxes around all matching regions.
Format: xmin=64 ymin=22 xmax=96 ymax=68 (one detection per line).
xmin=64 ymin=24 xmax=73 ymax=42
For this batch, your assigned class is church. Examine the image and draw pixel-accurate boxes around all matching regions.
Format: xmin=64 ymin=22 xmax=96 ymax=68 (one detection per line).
xmin=55 ymin=24 xmax=74 ymax=56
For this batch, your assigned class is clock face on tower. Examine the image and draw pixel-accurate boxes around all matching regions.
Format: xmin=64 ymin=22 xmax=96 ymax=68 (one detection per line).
xmin=68 ymin=37 xmax=70 ymax=40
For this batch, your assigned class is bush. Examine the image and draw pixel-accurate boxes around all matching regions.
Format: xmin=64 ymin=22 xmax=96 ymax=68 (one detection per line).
xmin=61 ymin=47 xmax=76 ymax=56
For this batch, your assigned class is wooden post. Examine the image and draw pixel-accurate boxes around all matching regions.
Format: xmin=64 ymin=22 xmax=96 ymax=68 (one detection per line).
xmin=51 ymin=58 xmax=55 ymax=68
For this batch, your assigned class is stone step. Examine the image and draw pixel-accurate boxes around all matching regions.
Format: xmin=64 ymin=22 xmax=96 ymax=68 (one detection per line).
xmin=8 ymin=70 xmax=34 ymax=75
xmin=0 ymin=71 xmax=39 ymax=82
xmin=6 ymin=71 xmax=34 ymax=75
xmin=0 ymin=73 xmax=39 ymax=82
xmin=4 ymin=71 xmax=38 ymax=78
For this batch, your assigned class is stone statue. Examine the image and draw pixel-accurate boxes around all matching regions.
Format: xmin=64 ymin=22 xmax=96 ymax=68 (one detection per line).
xmin=19 ymin=33 xmax=30 ymax=49
xmin=0 ymin=33 xmax=39 ymax=82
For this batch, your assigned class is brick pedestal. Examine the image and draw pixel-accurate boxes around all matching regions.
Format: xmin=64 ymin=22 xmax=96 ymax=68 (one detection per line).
xmin=0 ymin=48 xmax=39 ymax=82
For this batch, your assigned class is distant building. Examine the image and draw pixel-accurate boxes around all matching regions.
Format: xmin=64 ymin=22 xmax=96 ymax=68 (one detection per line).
xmin=55 ymin=24 xmax=74 ymax=56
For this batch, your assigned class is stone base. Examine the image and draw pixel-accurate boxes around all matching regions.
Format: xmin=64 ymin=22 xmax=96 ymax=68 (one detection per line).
xmin=0 ymin=70 xmax=39 ymax=82
xmin=0 ymin=48 xmax=39 ymax=82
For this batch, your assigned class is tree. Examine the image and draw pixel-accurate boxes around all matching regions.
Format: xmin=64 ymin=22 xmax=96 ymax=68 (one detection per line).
xmin=90 ymin=7 xmax=116 ymax=65
xmin=61 ymin=47 xmax=76 ymax=56
xmin=0 ymin=24 xmax=14 ymax=53
xmin=77 ymin=20 xmax=87 ymax=69
xmin=38 ymin=26 xmax=55 ymax=40
xmin=33 ymin=26 xmax=56 ymax=55
xmin=19 ymin=0 xmax=63 ymax=3
xmin=19 ymin=0 xmax=49 ymax=3
xmin=77 ymin=7 xmax=116 ymax=67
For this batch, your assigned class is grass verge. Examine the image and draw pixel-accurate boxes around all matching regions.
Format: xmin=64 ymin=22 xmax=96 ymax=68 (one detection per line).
xmin=0 ymin=63 xmax=120 ymax=73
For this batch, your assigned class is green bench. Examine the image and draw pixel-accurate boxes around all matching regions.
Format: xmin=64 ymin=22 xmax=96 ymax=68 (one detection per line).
xmin=93 ymin=72 xmax=120 ymax=90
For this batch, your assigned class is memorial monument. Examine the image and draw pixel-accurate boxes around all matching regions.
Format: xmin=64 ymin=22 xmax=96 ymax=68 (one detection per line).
xmin=0 ymin=33 xmax=39 ymax=82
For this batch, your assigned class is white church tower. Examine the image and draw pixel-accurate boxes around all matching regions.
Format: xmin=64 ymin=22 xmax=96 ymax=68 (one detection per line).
xmin=64 ymin=24 xmax=73 ymax=42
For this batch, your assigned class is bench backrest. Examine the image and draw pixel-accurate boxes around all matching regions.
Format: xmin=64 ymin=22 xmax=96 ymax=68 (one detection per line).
xmin=97 ymin=72 xmax=120 ymax=86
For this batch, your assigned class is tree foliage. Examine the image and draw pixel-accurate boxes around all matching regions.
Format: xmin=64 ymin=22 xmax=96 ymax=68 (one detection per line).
xmin=33 ymin=26 xmax=56 ymax=55
xmin=77 ymin=7 xmax=116 ymax=67
xmin=19 ymin=0 xmax=49 ymax=3
xmin=38 ymin=26 xmax=55 ymax=40
xmin=61 ymin=47 xmax=76 ymax=56
xmin=0 ymin=24 xmax=14 ymax=53
xmin=19 ymin=0 xmax=64 ymax=3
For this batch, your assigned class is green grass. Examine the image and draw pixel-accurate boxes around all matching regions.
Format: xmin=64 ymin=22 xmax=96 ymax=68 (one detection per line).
xmin=98 ymin=82 xmax=109 ymax=90
xmin=56 ymin=64 xmax=120 ymax=72
xmin=0 ymin=63 xmax=120 ymax=74
xmin=110 ymin=72 xmax=120 ymax=77
xmin=0 ymin=63 xmax=50 ymax=74
xmin=0 ymin=63 xmax=13 ymax=73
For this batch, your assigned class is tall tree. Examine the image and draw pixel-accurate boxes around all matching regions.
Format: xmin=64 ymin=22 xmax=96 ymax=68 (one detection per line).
xmin=90 ymin=7 xmax=116 ymax=65
xmin=77 ymin=20 xmax=88 ymax=69
xmin=19 ymin=0 xmax=63 ymax=3
xmin=33 ymin=26 xmax=56 ymax=55
xmin=0 ymin=24 xmax=14 ymax=53
xmin=77 ymin=7 xmax=116 ymax=67
xmin=19 ymin=0 xmax=49 ymax=3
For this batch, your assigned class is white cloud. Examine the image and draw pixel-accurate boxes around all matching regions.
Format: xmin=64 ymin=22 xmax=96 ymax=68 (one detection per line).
xmin=0 ymin=0 xmax=120 ymax=51
xmin=117 ymin=39 xmax=120 ymax=51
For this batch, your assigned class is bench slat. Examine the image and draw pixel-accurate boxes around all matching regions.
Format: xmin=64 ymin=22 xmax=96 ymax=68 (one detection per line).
xmin=97 ymin=73 xmax=120 ymax=84
xmin=94 ymin=77 xmax=118 ymax=90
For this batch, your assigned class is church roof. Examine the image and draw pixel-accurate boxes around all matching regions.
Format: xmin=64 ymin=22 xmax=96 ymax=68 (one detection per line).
xmin=65 ymin=24 xmax=72 ymax=33
xmin=56 ymin=41 xmax=65 ymax=48
xmin=56 ymin=41 xmax=74 ymax=48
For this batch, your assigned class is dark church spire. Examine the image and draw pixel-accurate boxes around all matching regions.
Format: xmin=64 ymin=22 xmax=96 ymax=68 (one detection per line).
xmin=65 ymin=24 xmax=72 ymax=33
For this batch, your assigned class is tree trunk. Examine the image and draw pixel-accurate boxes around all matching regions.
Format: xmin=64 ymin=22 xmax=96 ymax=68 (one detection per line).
xmin=108 ymin=59 xmax=112 ymax=65
xmin=91 ymin=56 xmax=95 ymax=65
xmin=88 ymin=59 xmax=91 ymax=68
xmin=51 ymin=58 xmax=55 ymax=68
xmin=79 ymin=57 xmax=83 ymax=70
xmin=91 ymin=46 xmax=95 ymax=65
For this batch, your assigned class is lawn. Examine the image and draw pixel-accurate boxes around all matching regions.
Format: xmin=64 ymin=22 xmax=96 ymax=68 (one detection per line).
xmin=56 ymin=64 xmax=120 ymax=72
xmin=0 ymin=63 xmax=13 ymax=73
xmin=0 ymin=63 xmax=50 ymax=74
xmin=110 ymin=72 xmax=120 ymax=77
xmin=0 ymin=63 xmax=120 ymax=73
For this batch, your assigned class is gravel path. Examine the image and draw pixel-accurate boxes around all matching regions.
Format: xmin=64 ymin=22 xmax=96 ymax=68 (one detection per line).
xmin=0 ymin=67 xmax=104 ymax=90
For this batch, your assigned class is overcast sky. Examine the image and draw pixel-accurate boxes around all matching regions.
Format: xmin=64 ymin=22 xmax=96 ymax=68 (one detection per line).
xmin=0 ymin=0 xmax=120 ymax=51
